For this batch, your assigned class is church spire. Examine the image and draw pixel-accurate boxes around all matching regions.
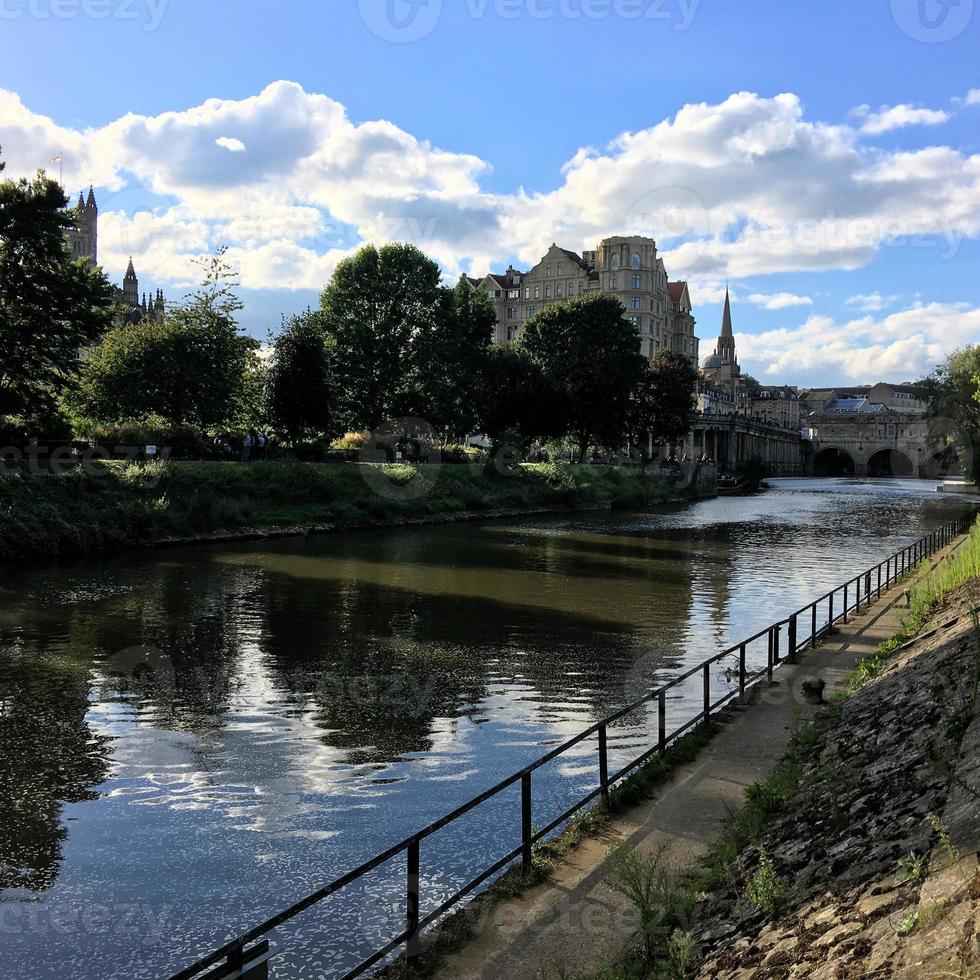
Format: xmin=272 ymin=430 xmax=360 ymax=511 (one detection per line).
xmin=86 ymin=186 xmax=97 ymax=209
xmin=721 ymin=288 xmax=733 ymax=338
xmin=715 ymin=288 xmax=737 ymax=364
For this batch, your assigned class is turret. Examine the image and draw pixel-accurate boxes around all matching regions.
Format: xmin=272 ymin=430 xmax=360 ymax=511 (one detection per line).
xmin=123 ymin=257 xmax=139 ymax=306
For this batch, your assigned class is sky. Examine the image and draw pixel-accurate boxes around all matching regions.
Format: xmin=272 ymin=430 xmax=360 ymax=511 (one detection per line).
xmin=1 ymin=0 xmax=979 ymax=386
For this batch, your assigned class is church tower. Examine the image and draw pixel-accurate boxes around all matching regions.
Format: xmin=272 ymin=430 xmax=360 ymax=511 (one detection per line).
xmin=123 ymin=258 xmax=139 ymax=307
xmin=69 ymin=186 xmax=98 ymax=263
xmin=716 ymin=288 xmax=737 ymax=365
xmin=700 ymin=287 xmax=741 ymax=397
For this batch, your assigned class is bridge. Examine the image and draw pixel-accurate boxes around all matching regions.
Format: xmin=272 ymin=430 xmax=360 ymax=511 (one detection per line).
xmin=805 ymin=412 xmax=965 ymax=478
xmin=685 ymin=412 xmax=805 ymax=476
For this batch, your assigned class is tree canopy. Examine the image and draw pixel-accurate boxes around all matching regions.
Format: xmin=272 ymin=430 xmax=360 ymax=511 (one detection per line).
xmin=917 ymin=345 xmax=980 ymax=481
xmin=628 ymin=350 xmax=698 ymax=449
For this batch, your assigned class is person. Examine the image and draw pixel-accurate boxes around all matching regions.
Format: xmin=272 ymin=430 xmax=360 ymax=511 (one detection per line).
xmin=257 ymin=431 xmax=267 ymax=461
xmin=243 ymin=431 xmax=254 ymax=463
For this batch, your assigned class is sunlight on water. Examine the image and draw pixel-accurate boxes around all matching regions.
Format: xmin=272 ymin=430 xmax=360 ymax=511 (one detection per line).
xmin=0 ymin=478 xmax=972 ymax=978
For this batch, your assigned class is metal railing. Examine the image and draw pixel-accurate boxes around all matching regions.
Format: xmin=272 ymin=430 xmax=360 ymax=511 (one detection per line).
xmin=169 ymin=510 xmax=978 ymax=980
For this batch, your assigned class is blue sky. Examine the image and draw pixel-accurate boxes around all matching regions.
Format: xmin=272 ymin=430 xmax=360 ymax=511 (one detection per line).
xmin=1 ymin=0 xmax=978 ymax=384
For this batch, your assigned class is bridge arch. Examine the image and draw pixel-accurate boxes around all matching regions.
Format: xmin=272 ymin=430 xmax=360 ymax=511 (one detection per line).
xmin=867 ymin=448 xmax=914 ymax=477
xmin=812 ymin=447 xmax=855 ymax=477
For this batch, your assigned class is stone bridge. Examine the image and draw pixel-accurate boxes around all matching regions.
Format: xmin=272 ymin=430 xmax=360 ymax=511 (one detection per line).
xmin=806 ymin=413 xmax=965 ymax=478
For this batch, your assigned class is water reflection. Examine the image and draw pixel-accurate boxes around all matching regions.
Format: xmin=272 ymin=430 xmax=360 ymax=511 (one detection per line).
xmin=0 ymin=478 xmax=973 ymax=978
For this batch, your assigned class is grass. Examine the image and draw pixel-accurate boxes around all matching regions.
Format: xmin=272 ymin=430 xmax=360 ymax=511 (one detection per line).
xmin=0 ymin=459 xmax=675 ymax=562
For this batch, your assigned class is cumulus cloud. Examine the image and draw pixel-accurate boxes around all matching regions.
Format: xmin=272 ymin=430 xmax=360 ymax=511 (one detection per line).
xmin=2 ymin=82 xmax=979 ymax=316
xmin=845 ymin=292 xmax=901 ymax=313
xmin=747 ymin=292 xmax=813 ymax=310
xmin=953 ymin=89 xmax=980 ymax=107
xmin=853 ymin=103 xmax=951 ymax=135
xmin=736 ymin=302 xmax=980 ymax=386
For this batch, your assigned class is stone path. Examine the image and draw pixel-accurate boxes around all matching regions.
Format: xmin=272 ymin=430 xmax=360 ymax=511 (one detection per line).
xmin=433 ymin=538 xmax=966 ymax=980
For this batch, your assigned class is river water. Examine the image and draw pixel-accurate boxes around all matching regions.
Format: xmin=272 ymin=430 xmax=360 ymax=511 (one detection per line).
xmin=0 ymin=478 xmax=974 ymax=979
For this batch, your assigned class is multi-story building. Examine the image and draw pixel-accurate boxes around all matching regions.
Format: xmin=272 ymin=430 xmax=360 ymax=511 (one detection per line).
xmin=740 ymin=386 xmax=801 ymax=431
xmin=467 ymin=236 xmax=699 ymax=363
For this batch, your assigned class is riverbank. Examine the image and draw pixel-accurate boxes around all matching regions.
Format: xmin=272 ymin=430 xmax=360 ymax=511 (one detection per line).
xmin=424 ymin=520 xmax=979 ymax=980
xmin=0 ymin=460 xmax=683 ymax=563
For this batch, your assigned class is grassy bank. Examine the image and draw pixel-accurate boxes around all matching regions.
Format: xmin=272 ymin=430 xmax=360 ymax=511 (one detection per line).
xmin=0 ymin=460 xmax=676 ymax=562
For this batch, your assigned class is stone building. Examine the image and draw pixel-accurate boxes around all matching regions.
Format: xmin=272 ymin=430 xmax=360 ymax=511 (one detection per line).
xmin=741 ymin=386 xmax=801 ymax=431
xmin=67 ymin=188 xmax=165 ymax=325
xmin=467 ymin=236 xmax=700 ymax=363
xmin=699 ymin=288 xmax=741 ymax=397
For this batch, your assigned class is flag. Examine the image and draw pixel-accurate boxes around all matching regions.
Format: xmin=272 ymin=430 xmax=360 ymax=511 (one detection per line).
xmin=50 ymin=153 xmax=63 ymax=163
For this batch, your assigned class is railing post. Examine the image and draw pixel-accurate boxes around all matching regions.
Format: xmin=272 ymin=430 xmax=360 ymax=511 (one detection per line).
xmin=854 ymin=577 xmax=861 ymax=615
xmin=407 ymin=839 xmax=421 ymax=967
xmin=811 ymin=603 xmax=818 ymax=648
xmin=877 ymin=563 xmax=882 ymax=596
xmin=598 ymin=724 xmax=609 ymax=805
xmin=767 ymin=628 xmax=774 ymax=683
xmin=739 ymin=643 xmax=746 ymax=698
xmin=521 ymin=773 xmax=533 ymax=875
xmin=829 ymin=592 xmax=834 ymax=629
xmin=703 ymin=663 xmax=711 ymax=719
xmin=843 ymin=582 xmax=849 ymax=623
xmin=657 ymin=689 xmax=667 ymax=753
xmin=788 ymin=614 xmax=797 ymax=659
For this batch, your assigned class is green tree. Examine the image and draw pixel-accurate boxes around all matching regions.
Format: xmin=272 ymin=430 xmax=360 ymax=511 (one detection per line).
xmin=627 ymin=350 xmax=698 ymax=452
xmin=474 ymin=344 xmax=569 ymax=453
xmin=521 ymin=293 xmax=646 ymax=461
xmin=75 ymin=250 xmax=258 ymax=429
xmin=917 ymin=346 xmax=980 ymax=481
xmin=266 ymin=311 xmax=337 ymax=442
xmin=0 ymin=154 xmax=115 ymax=424
xmin=320 ymin=243 xmax=443 ymax=431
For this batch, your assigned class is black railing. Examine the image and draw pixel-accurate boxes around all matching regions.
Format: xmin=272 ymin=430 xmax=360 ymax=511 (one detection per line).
xmin=169 ymin=511 xmax=978 ymax=980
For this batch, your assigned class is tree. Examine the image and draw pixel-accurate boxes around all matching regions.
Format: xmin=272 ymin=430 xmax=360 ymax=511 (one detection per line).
xmin=320 ymin=243 xmax=443 ymax=431
xmin=521 ymin=293 xmax=646 ymax=461
xmin=916 ymin=346 xmax=980 ymax=481
xmin=266 ymin=311 xmax=337 ymax=442
xmin=740 ymin=374 xmax=762 ymax=397
xmin=627 ymin=350 xmax=698 ymax=451
xmin=404 ymin=278 xmax=496 ymax=438
xmin=0 ymin=154 xmax=115 ymax=424
xmin=75 ymin=250 xmax=258 ymax=429
xmin=474 ymin=344 xmax=569 ymax=453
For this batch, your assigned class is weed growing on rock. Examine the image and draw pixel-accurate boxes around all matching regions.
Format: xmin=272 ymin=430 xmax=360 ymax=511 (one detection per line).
xmin=897 ymin=851 xmax=926 ymax=882
xmin=742 ymin=846 xmax=788 ymax=917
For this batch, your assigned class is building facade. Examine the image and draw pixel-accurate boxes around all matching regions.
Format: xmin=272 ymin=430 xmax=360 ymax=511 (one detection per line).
xmin=468 ymin=236 xmax=700 ymax=363
xmin=68 ymin=188 xmax=165 ymax=324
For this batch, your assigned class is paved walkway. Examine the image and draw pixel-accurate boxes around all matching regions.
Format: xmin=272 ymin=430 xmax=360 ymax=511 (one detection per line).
xmin=434 ymin=541 xmax=964 ymax=980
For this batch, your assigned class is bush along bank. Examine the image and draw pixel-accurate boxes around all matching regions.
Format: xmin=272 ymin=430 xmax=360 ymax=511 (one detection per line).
xmin=0 ymin=459 xmax=677 ymax=563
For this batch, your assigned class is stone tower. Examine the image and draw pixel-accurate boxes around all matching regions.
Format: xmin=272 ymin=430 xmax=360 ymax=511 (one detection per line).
xmin=700 ymin=288 xmax=742 ymax=396
xmin=122 ymin=258 xmax=139 ymax=307
xmin=68 ymin=186 xmax=98 ymax=263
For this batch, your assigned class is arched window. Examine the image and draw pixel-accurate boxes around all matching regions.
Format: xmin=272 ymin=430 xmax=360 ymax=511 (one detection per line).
xmin=609 ymin=253 xmax=620 ymax=270
xmin=630 ymin=252 xmax=641 ymax=269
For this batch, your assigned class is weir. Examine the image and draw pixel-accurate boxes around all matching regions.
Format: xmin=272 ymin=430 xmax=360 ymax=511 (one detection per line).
xmin=168 ymin=510 xmax=979 ymax=980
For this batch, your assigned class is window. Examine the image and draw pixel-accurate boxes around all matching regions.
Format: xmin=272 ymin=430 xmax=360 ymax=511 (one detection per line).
xmin=526 ymin=306 xmax=536 ymax=318
xmin=546 ymin=264 xmax=552 ymax=277
xmin=555 ymin=284 xmax=563 ymax=298
xmin=507 ymin=324 xmax=519 ymax=342
xmin=628 ymin=316 xmax=639 ymax=328
xmin=608 ymin=276 xmax=618 ymax=290
xmin=632 ymin=275 xmax=641 ymax=289
xmin=610 ymin=253 xmax=620 ymax=270
xmin=630 ymin=253 xmax=641 ymax=269
xmin=545 ymin=285 xmax=552 ymax=298
xmin=508 ymin=289 xmax=519 ymax=299
xmin=631 ymin=297 xmax=641 ymax=310
xmin=507 ymin=307 xmax=517 ymax=319
xmin=534 ymin=285 xmax=540 ymax=299
xmin=578 ymin=282 xmax=585 ymax=294
xmin=557 ymin=264 xmax=563 ymax=276
xmin=525 ymin=288 xmax=531 ymax=300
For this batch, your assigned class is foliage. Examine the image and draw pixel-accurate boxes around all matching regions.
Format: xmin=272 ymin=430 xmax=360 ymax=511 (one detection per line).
xmin=897 ymin=851 xmax=926 ymax=882
xmin=266 ymin=310 xmax=337 ymax=441
xmin=521 ymin=293 xmax=646 ymax=461
xmin=627 ymin=350 xmax=698 ymax=450
xmin=474 ymin=344 xmax=569 ymax=452
xmin=0 ymin=153 xmax=116 ymax=425
xmin=743 ymin=846 xmax=788 ymax=916
xmin=320 ymin=243 xmax=443 ymax=431
xmin=73 ymin=250 xmax=258 ymax=430
xmin=916 ymin=346 xmax=980 ymax=481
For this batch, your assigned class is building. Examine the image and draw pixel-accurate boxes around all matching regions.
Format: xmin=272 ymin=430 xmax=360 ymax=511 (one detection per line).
xmin=68 ymin=187 xmax=166 ymax=325
xmin=467 ymin=236 xmax=700 ymax=363
xmin=741 ymin=386 xmax=801 ymax=431
xmin=800 ymin=383 xmax=927 ymax=416
xmin=699 ymin=289 xmax=741 ymax=397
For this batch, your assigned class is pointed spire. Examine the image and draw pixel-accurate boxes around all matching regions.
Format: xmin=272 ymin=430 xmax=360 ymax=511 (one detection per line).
xmin=77 ymin=191 xmax=85 ymax=209
xmin=86 ymin=185 xmax=96 ymax=209
xmin=125 ymin=257 xmax=136 ymax=279
xmin=721 ymin=288 xmax=733 ymax=339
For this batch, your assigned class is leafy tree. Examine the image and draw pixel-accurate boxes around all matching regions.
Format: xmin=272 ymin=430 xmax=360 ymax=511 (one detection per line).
xmin=916 ymin=346 xmax=980 ymax=481
xmin=266 ymin=311 xmax=337 ymax=442
xmin=474 ymin=344 xmax=569 ymax=453
xmin=627 ymin=350 xmax=698 ymax=451
xmin=521 ymin=293 xmax=646 ymax=461
xmin=740 ymin=374 xmax=762 ymax=397
xmin=0 ymin=153 xmax=115 ymax=424
xmin=75 ymin=250 xmax=258 ymax=429
xmin=405 ymin=278 xmax=496 ymax=438
xmin=320 ymin=243 xmax=443 ymax=431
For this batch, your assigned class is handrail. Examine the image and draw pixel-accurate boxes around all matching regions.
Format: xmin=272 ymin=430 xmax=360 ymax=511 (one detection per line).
xmin=167 ymin=508 xmax=978 ymax=980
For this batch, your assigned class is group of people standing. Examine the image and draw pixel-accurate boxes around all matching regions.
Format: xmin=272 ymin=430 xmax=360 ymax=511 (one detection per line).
xmin=214 ymin=430 xmax=279 ymax=463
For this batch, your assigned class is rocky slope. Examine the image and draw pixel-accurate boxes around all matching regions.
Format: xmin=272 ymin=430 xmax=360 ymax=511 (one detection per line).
xmin=690 ymin=586 xmax=980 ymax=980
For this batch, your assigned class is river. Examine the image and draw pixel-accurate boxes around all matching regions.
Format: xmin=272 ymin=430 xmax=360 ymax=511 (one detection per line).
xmin=0 ymin=477 xmax=973 ymax=979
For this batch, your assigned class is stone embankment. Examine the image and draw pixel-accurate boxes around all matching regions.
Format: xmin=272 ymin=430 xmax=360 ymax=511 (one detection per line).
xmin=691 ymin=585 xmax=980 ymax=980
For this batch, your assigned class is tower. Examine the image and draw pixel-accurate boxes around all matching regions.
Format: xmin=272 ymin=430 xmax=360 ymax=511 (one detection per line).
xmin=123 ymin=258 xmax=139 ymax=307
xmin=68 ymin=186 xmax=98 ymax=263
xmin=700 ymin=287 xmax=741 ymax=398
xmin=716 ymin=288 xmax=737 ymax=365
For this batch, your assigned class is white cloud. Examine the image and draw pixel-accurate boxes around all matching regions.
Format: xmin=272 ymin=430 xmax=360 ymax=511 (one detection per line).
xmin=953 ymin=89 xmax=980 ymax=107
xmin=747 ymin=292 xmax=813 ymax=310
xmin=2 ymin=82 xmax=979 ymax=307
xmin=845 ymin=292 xmax=900 ymax=313
xmin=736 ymin=302 xmax=980 ymax=385
xmin=853 ymin=103 xmax=951 ymax=135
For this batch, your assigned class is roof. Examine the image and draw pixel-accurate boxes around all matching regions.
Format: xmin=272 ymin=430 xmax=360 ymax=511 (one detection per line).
xmin=557 ymin=247 xmax=591 ymax=271
xmin=826 ymin=397 xmax=885 ymax=414
xmin=667 ymin=281 xmax=687 ymax=304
